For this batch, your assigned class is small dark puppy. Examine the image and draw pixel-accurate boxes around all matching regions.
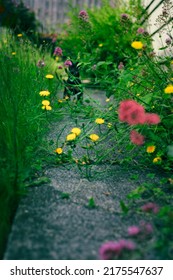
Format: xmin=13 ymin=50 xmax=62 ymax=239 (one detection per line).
xmin=63 ymin=62 xmax=83 ymax=101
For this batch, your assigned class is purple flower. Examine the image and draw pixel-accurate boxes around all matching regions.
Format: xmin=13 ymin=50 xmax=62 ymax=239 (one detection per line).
xmin=141 ymin=202 xmax=159 ymax=214
xmin=79 ymin=10 xmax=88 ymax=18
xmin=121 ymin=13 xmax=129 ymax=20
xmin=53 ymin=47 xmax=63 ymax=56
xmin=64 ymin=60 xmax=72 ymax=67
xmin=128 ymin=226 xmax=140 ymax=236
xmin=137 ymin=27 xmax=145 ymax=34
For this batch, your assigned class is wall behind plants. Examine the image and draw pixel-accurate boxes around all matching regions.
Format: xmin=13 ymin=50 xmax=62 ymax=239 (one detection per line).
xmin=16 ymin=0 xmax=120 ymax=31
xmin=143 ymin=0 xmax=173 ymax=54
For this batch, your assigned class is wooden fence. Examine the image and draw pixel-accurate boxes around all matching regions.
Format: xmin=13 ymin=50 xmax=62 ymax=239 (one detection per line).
xmin=22 ymin=0 xmax=105 ymax=31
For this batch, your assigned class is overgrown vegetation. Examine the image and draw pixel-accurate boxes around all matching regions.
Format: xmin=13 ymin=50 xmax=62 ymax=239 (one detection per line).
xmin=0 ymin=28 xmax=60 ymax=258
xmin=0 ymin=0 xmax=173 ymax=260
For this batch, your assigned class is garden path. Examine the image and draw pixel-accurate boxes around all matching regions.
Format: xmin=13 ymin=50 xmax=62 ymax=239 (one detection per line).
xmin=4 ymin=89 xmax=164 ymax=260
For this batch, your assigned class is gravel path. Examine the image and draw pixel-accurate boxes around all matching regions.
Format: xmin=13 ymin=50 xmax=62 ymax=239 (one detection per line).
xmin=4 ymin=89 xmax=164 ymax=260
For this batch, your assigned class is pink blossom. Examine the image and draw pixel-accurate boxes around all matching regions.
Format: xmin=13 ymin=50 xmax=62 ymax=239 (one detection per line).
xmin=140 ymin=221 xmax=153 ymax=234
xmin=128 ymin=226 xmax=140 ymax=236
xmin=118 ymin=100 xmax=146 ymax=125
xmin=141 ymin=202 xmax=159 ymax=214
xmin=64 ymin=60 xmax=72 ymax=67
xmin=99 ymin=239 xmax=136 ymax=260
xmin=144 ymin=113 xmax=160 ymax=125
xmin=137 ymin=27 xmax=145 ymax=34
xmin=130 ymin=130 xmax=145 ymax=145
xmin=79 ymin=10 xmax=88 ymax=20
xmin=99 ymin=241 xmax=122 ymax=260
xmin=118 ymin=239 xmax=136 ymax=250
xmin=53 ymin=47 xmax=63 ymax=56
xmin=79 ymin=10 xmax=88 ymax=17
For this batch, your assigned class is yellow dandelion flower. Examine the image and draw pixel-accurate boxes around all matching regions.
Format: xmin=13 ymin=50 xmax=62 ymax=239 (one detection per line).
xmin=131 ymin=41 xmax=143 ymax=50
xmin=42 ymin=105 xmax=52 ymax=110
xmin=106 ymin=98 xmax=110 ymax=102
xmin=136 ymin=93 xmax=140 ymax=96
xmin=99 ymin=43 xmax=103 ymax=47
xmin=42 ymin=100 xmax=50 ymax=106
xmin=164 ymin=84 xmax=173 ymax=94
xmin=65 ymin=96 xmax=69 ymax=100
xmin=95 ymin=118 xmax=104 ymax=124
xmin=58 ymin=99 xmax=63 ymax=103
xmin=17 ymin=34 xmax=23 ymax=37
xmin=12 ymin=52 xmax=16 ymax=55
xmin=39 ymin=90 xmax=50 ymax=97
xmin=55 ymin=148 xmax=63 ymax=154
xmin=66 ymin=133 xmax=76 ymax=141
xmin=55 ymin=56 xmax=59 ymax=61
xmin=170 ymin=60 xmax=173 ymax=64
xmin=46 ymin=105 xmax=52 ymax=110
xmin=71 ymin=127 xmax=81 ymax=136
xmin=130 ymin=68 xmax=134 ymax=71
xmin=153 ymin=157 xmax=162 ymax=163
xmin=146 ymin=146 xmax=156 ymax=153
xmin=42 ymin=100 xmax=52 ymax=110
xmin=89 ymin=134 xmax=99 ymax=142
xmin=109 ymin=106 xmax=113 ymax=111
xmin=45 ymin=74 xmax=54 ymax=79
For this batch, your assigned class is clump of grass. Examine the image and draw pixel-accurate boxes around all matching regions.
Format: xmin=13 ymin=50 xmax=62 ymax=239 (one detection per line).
xmin=0 ymin=28 xmax=60 ymax=258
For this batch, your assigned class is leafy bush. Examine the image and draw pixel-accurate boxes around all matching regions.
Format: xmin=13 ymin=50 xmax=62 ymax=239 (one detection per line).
xmin=0 ymin=0 xmax=39 ymax=41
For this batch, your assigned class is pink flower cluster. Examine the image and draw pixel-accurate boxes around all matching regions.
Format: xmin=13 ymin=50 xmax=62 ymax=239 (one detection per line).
xmin=118 ymin=100 xmax=160 ymax=126
xmin=128 ymin=222 xmax=153 ymax=237
xmin=118 ymin=100 xmax=160 ymax=145
xmin=99 ymin=239 xmax=135 ymax=260
xmin=130 ymin=130 xmax=144 ymax=145
xmin=79 ymin=10 xmax=88 ymax=21
xmin=53 ymin=47 xmax=63 ymax=56
xmin=64 ymin=60 xmax=72 ymax=67
xmin=141 ymin=202 xmax=159 ymax=214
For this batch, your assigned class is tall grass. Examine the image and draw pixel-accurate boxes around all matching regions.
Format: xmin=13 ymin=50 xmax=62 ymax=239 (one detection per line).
xmin=0 ymin=28 xmax=59 ymax=258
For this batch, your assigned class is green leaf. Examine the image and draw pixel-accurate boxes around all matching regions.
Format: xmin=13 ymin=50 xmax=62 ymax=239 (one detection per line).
xmin=88 ymin=197 xmax=96 ymax=209
xmin=120 ymin=200 xmax=129 ymax=214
